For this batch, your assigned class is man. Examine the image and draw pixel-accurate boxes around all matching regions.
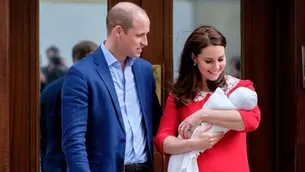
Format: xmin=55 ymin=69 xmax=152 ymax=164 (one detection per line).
xmin=46 ymin=46 xmax=60 ymax=59
xmin=40 ymin=46 xmax=67 ymax=91
xmin=61 ymin=2 xmax=162 ymax=172
xmin=40 ymin=40 xmax=98 ymax=172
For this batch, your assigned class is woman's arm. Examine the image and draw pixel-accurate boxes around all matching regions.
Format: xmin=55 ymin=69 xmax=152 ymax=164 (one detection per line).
xmin=163 ymin=130 xmax=223 ymax=155
xmin=162 ymin=136 xmax=195 ymax=154
xmin=155 ymin=95 xmax=197 ymax=155
xmin=179 ymin=108 xmax=260 ymax=139
xmin=154 ymin=94 xmax=223 ymax=155
xmin=200 ymin=108 xmax=245 ymax=131
xmin=154 ymin=94 xmax=181 ymax=155
xmin=200 ymin=103 xmax=260 ymax=132
xmin=178 ymin=81 xmax=261 ymax=138
xmin=201 ymin=81 xmax=260 ymax=132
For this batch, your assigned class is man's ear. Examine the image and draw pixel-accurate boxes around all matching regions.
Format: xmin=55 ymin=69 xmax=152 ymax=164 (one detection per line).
xmin=111 ymin=25 xmax=124 ymax=38
xmin=113 ymin=25 xmax=123 ymax=36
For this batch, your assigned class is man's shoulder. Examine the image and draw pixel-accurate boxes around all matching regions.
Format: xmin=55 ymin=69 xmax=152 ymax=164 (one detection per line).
xmin=134 ymin=58 xmax=153 ymax=70
xmin=72 ymin=54 xmax=95 ymax=71
xmin=41 ymin=77 xmax=64 ymax=100
xmin=66 ymin=54 xmax=98 ymax=79
xmin=44 ymin=77 xmax=64 ymax=91
xmin=135 ymin=57 xmax=151 ymax=65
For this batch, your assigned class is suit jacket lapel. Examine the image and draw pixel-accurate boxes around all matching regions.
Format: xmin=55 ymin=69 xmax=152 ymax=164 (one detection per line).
xmin=132 ymin=61 xmax=146 ymax=122
xmin=94 ymin=48 xmax=126 ymax=135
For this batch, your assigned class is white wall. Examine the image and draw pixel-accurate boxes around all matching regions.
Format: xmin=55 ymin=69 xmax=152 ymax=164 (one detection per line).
xmin=39 ymin=2 xmax=108 ymax=67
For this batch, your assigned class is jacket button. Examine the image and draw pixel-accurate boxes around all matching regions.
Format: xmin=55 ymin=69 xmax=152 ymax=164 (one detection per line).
xmin=120 ymin=138 xmax=125 ymax=143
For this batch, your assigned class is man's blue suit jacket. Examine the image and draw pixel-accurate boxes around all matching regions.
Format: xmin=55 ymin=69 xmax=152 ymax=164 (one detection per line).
xmin=61 ymin=47 xmax=162 ymax=172
xmin=40 ymin=77 xmax=67 ymax=172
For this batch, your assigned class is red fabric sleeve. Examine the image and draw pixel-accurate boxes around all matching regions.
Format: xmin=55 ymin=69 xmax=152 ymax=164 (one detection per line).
xmin=232 ymin=80 xmax=261 ymax=132
xmin=154 ymin=94 xmax=179 ymax=155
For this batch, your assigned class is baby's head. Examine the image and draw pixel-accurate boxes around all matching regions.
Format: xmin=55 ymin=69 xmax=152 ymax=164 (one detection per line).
xmin=228 ymin=87 xmax=257 ymax=110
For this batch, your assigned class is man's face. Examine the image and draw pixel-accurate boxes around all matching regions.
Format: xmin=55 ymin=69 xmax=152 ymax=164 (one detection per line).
xmin=47 ymin=50 xmax=56 ymax=58
xmin=119 ymin=13 xmax=150 ymax=58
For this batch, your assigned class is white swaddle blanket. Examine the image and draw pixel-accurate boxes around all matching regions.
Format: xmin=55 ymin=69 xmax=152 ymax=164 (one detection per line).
xmin=167 ymin=87 xmax=258 ymax=172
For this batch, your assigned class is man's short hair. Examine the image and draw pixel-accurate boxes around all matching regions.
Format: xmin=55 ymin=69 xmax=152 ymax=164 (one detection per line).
xmin=106 ymin=3 xmax=146 ymax=35
xmin=46 ymin=46 xmax=59 ymax=55
xmin=72 ymin=40 xmax=98 ymax=61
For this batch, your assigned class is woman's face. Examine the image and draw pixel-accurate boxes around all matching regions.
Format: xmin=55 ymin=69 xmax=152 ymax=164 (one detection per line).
xmin=193 ymin=45 xmax=226 ymax=81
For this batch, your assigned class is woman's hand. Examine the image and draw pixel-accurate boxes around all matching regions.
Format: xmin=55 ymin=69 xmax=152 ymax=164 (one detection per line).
xmin=190 ymin=129 xmax=224 ymax=150
xmin=178 ymin=109 xmax=205 ymax=139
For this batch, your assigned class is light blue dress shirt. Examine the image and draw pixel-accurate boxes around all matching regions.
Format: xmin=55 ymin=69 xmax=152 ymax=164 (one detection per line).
xmin=100 ymin=43 xmax=147 ymax=164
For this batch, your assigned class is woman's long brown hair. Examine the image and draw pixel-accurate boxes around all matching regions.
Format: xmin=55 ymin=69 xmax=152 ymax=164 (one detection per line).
xmin=172 ymin=25 xmax=227 ymax=108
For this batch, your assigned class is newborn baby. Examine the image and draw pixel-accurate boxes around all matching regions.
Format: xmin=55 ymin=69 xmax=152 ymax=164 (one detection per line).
xmin=200 ymin=86 xmax=258 ymax=134
xmin=168 ymin=87 xmax=258 ymax=172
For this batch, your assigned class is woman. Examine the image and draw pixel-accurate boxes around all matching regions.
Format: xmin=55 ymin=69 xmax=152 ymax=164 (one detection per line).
xmin=154 ymin=25 xmax=260 ymax=172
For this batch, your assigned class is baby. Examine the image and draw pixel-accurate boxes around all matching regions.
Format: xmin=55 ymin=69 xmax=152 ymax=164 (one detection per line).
xmin=168 ymin=87 xmax=258 ymax=172
xmin=200 ymin=86 xmax=258 ymax=134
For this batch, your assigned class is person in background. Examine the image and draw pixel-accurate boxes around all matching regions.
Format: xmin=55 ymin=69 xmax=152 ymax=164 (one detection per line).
xmin=40 ymin=46 xmax=68 ymax=91
xmin=40 ymin=40 xmax=98 ymax=172
xmin=228 ymin=57 xmax=241 ymax=78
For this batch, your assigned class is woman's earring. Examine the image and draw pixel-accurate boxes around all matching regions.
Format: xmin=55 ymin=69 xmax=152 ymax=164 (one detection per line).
xmin=194 ymin=62 xmax=197 ymax=66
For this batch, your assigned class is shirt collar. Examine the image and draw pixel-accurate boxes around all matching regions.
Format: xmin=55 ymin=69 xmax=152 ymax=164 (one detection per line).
xmin=100 ymin=41 xmax=136 ymax=67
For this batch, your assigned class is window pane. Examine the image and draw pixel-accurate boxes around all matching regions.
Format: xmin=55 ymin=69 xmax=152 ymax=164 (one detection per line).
xmin=39 ymin=0 xmax=107 ymax=171
xmin=173 ymin=0 xmax=241 ymax=79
